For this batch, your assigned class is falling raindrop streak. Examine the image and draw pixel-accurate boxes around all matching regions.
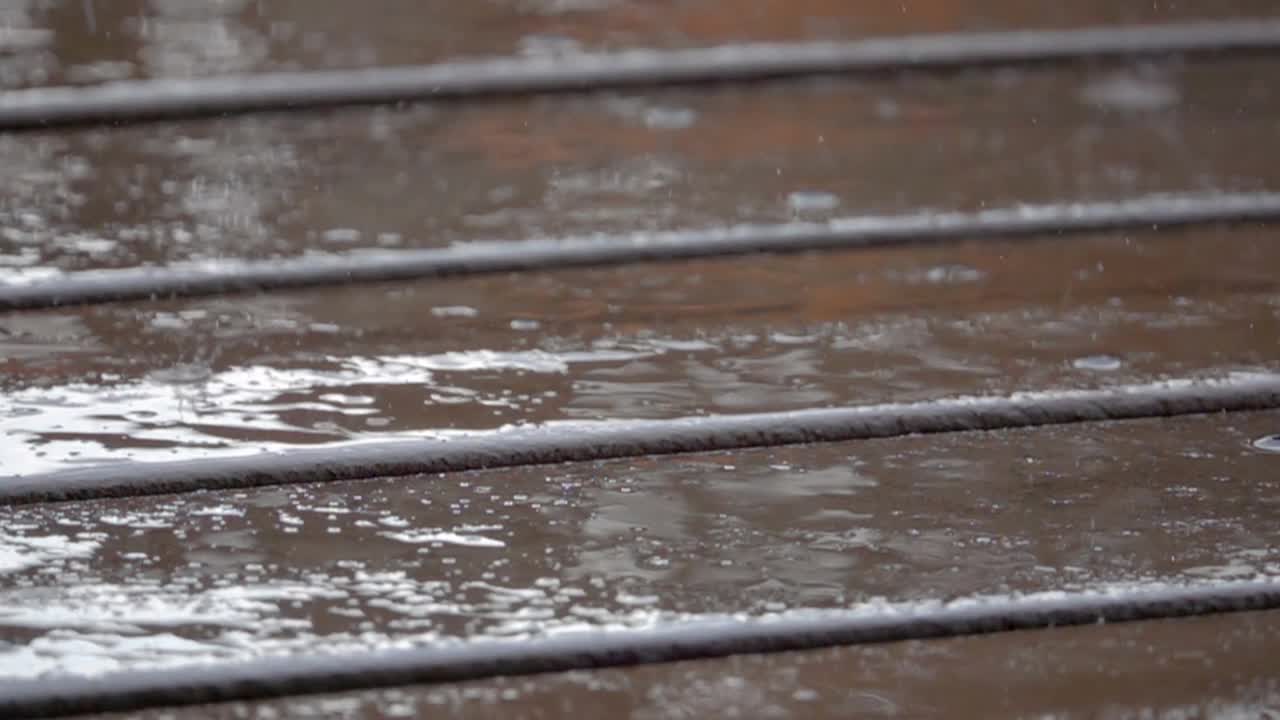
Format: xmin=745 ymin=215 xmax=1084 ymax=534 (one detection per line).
xmin=82 ymin=0 xmax=96 ymax=35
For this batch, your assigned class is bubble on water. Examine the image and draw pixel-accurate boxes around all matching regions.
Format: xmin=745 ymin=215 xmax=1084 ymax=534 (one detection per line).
xmin=148 ymin=313 xmax=189 ymax=330
xmin=616 ymin=592 xmax=659 ymax=607
xmin=322 ymin=228 xmax=361 ymax=244
xmin=188 ymin=505 xmax=245 ymax=518
xmin=431 ymin=305 xmax=479 ymax=318
xmin=381 ymin=530 xmax=505 ymax=548
xmin=1252 ymin=435 xmax=1280 ymax=453
xmin=1072 ymin=354 xmax=1122 ymax=371
xmin=787 ymin=191 xmax=840 ymax=213
xmin=643 ymin=106 xmax=698 ymax=130
xmin=1079 ymin=73 xmax=1180 ymax=112
xmin=319 ymin=393 xmax=375 ymax=407
xmin=99 ymin=512 xmax=175 ymax=529
xmin=888 ymin=265 xmax=985 ymax=286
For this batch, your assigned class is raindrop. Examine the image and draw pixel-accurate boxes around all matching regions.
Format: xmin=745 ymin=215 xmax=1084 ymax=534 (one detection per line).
xmin=1252 ymin=435 xmax=1280 ymax=453
xmin=1072 ymin=354 xmax=1122 ymax=371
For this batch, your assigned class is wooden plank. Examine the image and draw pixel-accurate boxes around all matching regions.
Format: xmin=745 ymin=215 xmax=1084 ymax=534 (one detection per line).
xmin=2 ymin=411 xmax=1280 ymax=713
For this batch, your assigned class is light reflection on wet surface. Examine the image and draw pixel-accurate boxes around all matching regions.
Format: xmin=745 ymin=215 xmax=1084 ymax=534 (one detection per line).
xmin=2 ymin=226 xmax=1277 ymax=474
xmin=1 ymin=58 xmax=1279 ymax=275
xmin=105 ymin=611 xmax=1280 ymax=719
xmin=1 ymin=411 xmax=1278 ymax=680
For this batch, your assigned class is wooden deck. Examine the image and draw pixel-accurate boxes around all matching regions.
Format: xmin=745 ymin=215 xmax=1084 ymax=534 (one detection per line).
xmin=1 ymin=3 xmax=1279 ymax=718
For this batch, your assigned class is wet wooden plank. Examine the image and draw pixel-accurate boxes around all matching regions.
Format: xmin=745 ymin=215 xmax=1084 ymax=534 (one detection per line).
xmin=2 ymin=57 xmax=1278 ymax=276
xmin=101 ymin=610 xmax=1280 ymax=719
xmin=1 ymin=223 xmax=1277 ymax=473
xmin=6 ymin=1 xmax=1277 ymax=89
xmin=1 ymin=411 xmax=1277 ymax=681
